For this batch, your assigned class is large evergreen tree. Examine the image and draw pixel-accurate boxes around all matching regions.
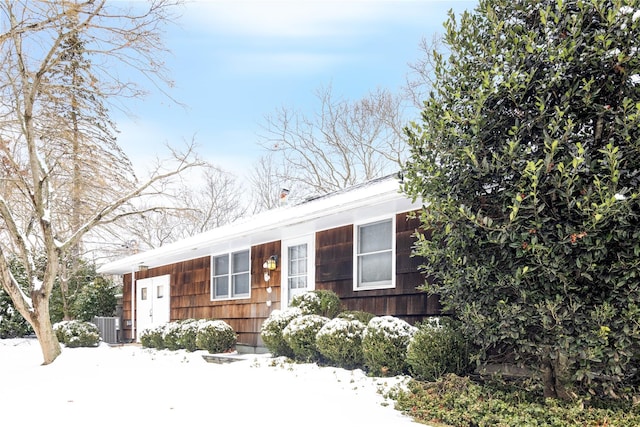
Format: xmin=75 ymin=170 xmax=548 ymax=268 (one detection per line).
xmin=404 ymin=0 xmax=640 ymax=399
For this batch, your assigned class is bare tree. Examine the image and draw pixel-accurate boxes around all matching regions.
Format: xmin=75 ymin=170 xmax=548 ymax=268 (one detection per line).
xmin=248 ymin=152 xmax=303 ymax=211
xmin=404 ymin=34 xmax=444 ymax=109
xmin=117 ymin=164 xmax=247 ymax=249
xmin=0 ymin=0 xmax=205 ymax=365
xmin=256 ymin=85 xmax=409 ymax=199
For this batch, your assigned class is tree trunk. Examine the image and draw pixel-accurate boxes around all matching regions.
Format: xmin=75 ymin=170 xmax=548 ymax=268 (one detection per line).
xmin=541 ymin=362 xmax=557 ymax=398
xmin=30 ymin=293 xmax=62 ymax=365
xmin=541 ymin=356 xmax=572 ymax=400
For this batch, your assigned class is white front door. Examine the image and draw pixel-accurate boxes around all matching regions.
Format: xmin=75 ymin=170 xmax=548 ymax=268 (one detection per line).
xmin=282 ymin=236 xmax=315 ymax=308
xmin=136 ymin=275 xmax=171 ymax=341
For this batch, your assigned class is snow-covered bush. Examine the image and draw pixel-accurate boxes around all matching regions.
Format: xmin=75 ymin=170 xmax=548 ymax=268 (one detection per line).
xmin=337 ymin=310 xmax=376 ymax=324
xmin=362 ymin=316 xmax=417 ymax=376
xmin=260 ymin=307 xmax=302 ymax=357
xmin=283 ymin=314 xmax=329 ymax=362
xmin=139 ymin=324 xmax=166 ymax=349
xmin=176 ymin=319 xmax=201 ymax=352
xmin=316 ymin=317 xmax=366 ymax=369
xmin=290 ymin=290 xmax=341 ymax=318
xmin=407 ymin=317 xmax=471 ymax=381
xmin=195 ymin=319 xmax=236 ymax=354
xmin=139 ymin=319 xmax=237 ymax=353
xmin=53 ymin=320 xmax=100 ymax=348
xmin=162 ymin=321 xmax=186 ymax=351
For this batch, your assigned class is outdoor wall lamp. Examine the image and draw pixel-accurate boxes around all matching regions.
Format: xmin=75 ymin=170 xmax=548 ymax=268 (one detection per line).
xmin=263 ymin=255 xmax=278 ymax=271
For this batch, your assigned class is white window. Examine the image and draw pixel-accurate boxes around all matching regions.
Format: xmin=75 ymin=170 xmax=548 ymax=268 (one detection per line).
xmin=211 ymin=249 xmax=250 ymax=300
xmin=354 ymin=218 xmax=395 ymax=290
xmin=288 ymin=243 xmax=308 ymax=291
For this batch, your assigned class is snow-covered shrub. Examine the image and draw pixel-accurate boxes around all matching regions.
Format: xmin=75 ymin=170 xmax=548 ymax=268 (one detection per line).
xmin=290 ymin=290 xmax=341 ymax=318
xmin=260 ymin=307 xmax=302 ymax=357
xmin=337 ymin=310 xmax=376 ymax=324
xmin=407 ymin=317 xmax=471 ymax=381
xmin=162 ymin=321 xmax=185 ymax=351
xmin=195 ymin=320 xmax=236 ymax=354
xmin=176 ymin=319 xmax=201 ymax=352
xmin=53 ymin=320 xmax=100 ymax=348
xmin=362 ymin=316 xmax=417 ymax=376
xmin=139 ymin=324 xmax=166 ymax=349
xmin=282 ymin=314 xmax=329 ymax=362
xmin=316 ymin=317 xmax=366 ymax=369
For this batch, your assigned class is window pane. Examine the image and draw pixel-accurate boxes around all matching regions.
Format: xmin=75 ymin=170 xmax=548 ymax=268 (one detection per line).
xmin=288 ymin=244 xmax=307 ymax=278
xmin=289 ymin=276 xmax=307 ymax=290
xmin=214 ymin=255 xmax=229 ymax=276
xmin=298 ymin=276 xmax=307 ymax=289
xmin=232 ymin=251 xmax=249 ymax=273
xmin=359 ymin=220 xmax=392 ymax=253
xmin=359 ymin=252 xmax=392 ymax=285
xmin=141 ymin=288 xmax=147 ymax=300
xmin=297 ymin=259 xmax=306 ymax=275
xmin=233 ymin=273 xmax=250 ymax=296
xmin=289 ymin=245 xmax=298 ymax=260
xmin=212 ymin=251 xmax=250 ymax=299
xmin=214 ymin=277 xmax=228 ymax=297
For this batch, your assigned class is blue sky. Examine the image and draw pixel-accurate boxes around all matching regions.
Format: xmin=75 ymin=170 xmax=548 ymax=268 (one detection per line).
xmin=117 ymin=0 xmax=477 ymax=177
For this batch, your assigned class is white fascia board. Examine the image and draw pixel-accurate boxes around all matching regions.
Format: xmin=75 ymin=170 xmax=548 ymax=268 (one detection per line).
xmin=97 ymin=178 xmax=423 ymax=275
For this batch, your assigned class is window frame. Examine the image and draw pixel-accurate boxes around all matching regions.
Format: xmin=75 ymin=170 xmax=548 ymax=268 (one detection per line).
xmin=353 ymin=216 xmax=396 ymax=291
xmin=210 ymin=248 xmax=251 ymax=301
xmin=282 ymin=235 xmax=316 ymax=308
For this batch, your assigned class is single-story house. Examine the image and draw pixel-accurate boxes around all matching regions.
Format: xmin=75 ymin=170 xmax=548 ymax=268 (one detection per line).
xmin=97 ymin=174 xmax=439 ymax=351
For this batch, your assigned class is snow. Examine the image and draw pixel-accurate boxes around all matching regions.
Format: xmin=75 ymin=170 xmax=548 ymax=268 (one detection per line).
xmin=364 ymin=316 xmax=418 ymax=340
xmin=0 ymin=338 xmax=425 ymax=427
xmin=42 ymin=208 xmax=50 ymax=224
xmin=32 ymin=277 xmax=43 ymax=291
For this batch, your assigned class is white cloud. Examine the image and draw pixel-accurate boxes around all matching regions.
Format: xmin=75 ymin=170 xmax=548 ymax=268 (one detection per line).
xmin=183 ymin=0 xmax=390 ymax=39
xmin=176 ymin=0 xmax=468 ymax=75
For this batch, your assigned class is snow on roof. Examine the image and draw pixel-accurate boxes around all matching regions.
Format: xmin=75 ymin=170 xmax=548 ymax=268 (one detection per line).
xmin=97 ymin=174 xmax=422 ymax=275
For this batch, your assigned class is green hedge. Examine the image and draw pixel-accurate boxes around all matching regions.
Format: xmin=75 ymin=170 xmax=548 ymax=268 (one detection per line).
xmin=362 ymin=316 xmax=417 ymax=376
xmin=282 ymin=314 xmax=329 ymax=362
xmin=290 ymin=290 xmax=341 ymax=318
xmin=395 ymin=374 xmax=640 ymax=427
xmin=53 ymin=320 xmax=100 ymax=348
xmin=260 ymin=307 xmax=303 ymax=357
xmin=316 ymin=317 xmax=366 ymax=369
xmin=407 ymin=317 xmax=471 ymax=381
xmin=139 ymin=319 xmax=236 ymax=353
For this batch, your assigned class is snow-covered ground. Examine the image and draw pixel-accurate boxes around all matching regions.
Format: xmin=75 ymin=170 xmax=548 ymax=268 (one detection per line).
xmin=1 ymin=338 xmax=425 ymax=427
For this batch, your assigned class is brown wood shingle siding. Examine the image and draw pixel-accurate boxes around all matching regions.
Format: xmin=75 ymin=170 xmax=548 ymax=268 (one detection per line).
xmin=315 ymin=224 xmax=353 ymax=282
xmin=121 ymin=244 xmax=282 ymax=347
xmin=315 ymin=211 xmax=439 ymax=324
xmin=120 ymin=209 xmax=438 ymax=346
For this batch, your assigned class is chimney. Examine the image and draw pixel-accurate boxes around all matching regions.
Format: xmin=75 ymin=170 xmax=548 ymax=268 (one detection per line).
xmin=279 ymin=188 xmax=290 ymax=205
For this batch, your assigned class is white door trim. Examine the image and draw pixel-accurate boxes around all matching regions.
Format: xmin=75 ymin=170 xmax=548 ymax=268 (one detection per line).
xmin=136 ymin=274 xmax=171 ymax=341
xmin=281 ymin=235 xmax=315 ymax=309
